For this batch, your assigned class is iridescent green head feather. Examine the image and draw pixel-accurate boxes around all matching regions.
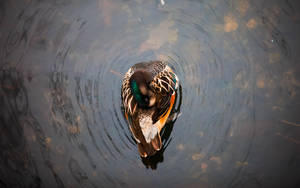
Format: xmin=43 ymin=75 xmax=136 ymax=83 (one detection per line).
xmin=130 ymin=80 xmax=143 ymax=104
xmin=129 ymin=71 xmax=153 ymax=108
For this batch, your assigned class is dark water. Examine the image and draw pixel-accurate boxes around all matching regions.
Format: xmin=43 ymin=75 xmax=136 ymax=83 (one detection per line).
xmin=1 ymin=0 xmax=300 ymax=187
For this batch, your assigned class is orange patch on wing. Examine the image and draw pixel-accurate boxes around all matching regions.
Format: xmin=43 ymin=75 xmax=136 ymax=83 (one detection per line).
xmin=158 ymin=93 xmax=176 ymax=131
xmin=125 ymin=112 xmax=129 ymax=121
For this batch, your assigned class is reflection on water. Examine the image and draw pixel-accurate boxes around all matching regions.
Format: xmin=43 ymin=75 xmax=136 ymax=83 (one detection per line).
xmin=1 ymin=0 xmax=300 ymax=187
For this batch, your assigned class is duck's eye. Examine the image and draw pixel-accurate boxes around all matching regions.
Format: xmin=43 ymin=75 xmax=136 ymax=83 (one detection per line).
xmin=144 ymin=97 xmax=149 ymax=103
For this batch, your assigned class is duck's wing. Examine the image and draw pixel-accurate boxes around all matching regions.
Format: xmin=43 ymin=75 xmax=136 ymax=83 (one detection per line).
xmin=121 ymin=68 xmax=139 ymax=139
xmin=122 ymin=68 xmax=136 ymax=115
xmin=150 ymin=66 xmax=178 ymax=130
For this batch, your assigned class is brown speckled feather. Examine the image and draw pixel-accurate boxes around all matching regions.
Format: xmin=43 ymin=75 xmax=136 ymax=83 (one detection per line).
xmin=121 ymin=61 xmax=178 ymax=157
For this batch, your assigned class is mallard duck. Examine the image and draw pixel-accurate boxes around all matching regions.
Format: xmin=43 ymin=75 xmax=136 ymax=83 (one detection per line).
xmin=121 ymin=61 xmax=179 ymax=157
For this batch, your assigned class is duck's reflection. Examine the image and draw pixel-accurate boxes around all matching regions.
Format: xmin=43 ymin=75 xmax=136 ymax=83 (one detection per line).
xmin=141 ymin=85 xmax=182 ymax=170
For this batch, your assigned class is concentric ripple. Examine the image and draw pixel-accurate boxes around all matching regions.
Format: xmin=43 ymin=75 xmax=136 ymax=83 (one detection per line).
xmin=1 ymin=0 xmax=300 ymax=187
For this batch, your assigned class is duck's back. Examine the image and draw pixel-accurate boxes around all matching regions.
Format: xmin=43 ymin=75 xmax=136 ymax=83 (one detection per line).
xmin=130 ymin=61 xmax=166 ymax=79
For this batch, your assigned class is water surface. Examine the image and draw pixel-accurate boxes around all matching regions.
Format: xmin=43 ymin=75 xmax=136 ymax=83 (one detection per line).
xmin=1 ymin=0 xmax=300 ymax=187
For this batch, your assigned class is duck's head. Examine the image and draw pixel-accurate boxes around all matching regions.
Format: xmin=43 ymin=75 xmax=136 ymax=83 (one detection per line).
xmin=129 ymin=70 xmax=156 ymax=108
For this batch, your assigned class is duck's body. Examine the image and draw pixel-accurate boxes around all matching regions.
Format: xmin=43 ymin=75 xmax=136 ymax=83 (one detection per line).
xmin=121 ymin=61 xmax=179 ymax=157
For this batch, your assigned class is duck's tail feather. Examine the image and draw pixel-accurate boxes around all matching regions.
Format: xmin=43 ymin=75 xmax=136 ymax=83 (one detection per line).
xmin=137 ymin=133 xmax=162 ymax=157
